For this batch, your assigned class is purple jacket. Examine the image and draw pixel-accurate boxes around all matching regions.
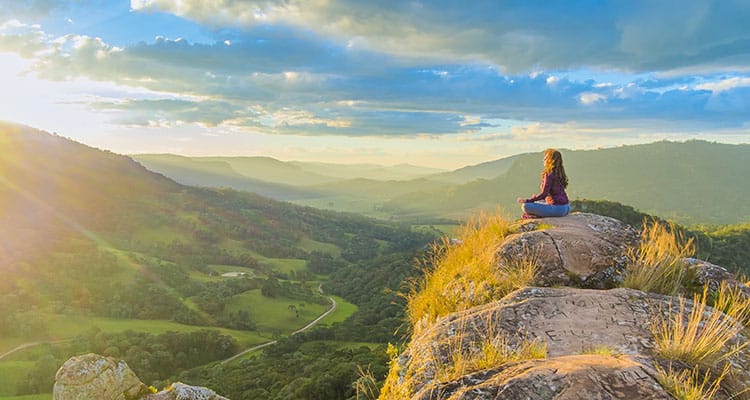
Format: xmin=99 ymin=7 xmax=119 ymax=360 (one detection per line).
xmin=525 ymin=173 xmax=568 ymax=205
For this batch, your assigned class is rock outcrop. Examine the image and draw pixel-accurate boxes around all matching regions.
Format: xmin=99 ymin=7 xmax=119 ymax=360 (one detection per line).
xmin=393 ymin=287 xmax=750 ymax=399
xmin=53 ymin=354 xmax=228 ymax=400
xmin=499 ymin=213 xmax=638 ymax=288
xmin=381 ymin=212 xmax=750 ymax=400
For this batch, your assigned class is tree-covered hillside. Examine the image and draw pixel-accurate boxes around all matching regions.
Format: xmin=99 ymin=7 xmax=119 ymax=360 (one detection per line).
xmin=0 ymin=122 xmax=435 ymax=396
xmin=135 ymin=141 xmax=749 ymax=225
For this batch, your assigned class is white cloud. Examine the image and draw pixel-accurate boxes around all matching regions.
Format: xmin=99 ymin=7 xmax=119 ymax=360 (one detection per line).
xmin=579 ymin=93 xmax=606 ymax=105
xmin=696 ymin=77 xmax=750 ymax=93
xmin=130 ymin=0 xmax=750 ymax=73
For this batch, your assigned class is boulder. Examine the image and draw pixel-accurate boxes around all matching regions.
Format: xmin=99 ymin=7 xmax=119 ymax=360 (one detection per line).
xmin=54 ymin=354 xmax=229 ymax=400
xmin=145 ymin=383 xmax=229 ymax=400
xmin=499 ymin=213 xmax=638 ymax=288
xmin=53 ymin=353 xmax=148 ymax=400
xmin=682 ymin=257 xmax=750 ymax=296
xmin=385 ymin=287 xmax=750 ymax=399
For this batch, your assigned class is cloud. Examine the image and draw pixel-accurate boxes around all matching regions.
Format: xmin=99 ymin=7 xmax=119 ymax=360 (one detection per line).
xmin=131 ymin=0 xmax=750 ymax=73
xmin=696 ymin=77 xmax=750 ymax=92
xmin=3 ymin=13 xmax=750 ymax=139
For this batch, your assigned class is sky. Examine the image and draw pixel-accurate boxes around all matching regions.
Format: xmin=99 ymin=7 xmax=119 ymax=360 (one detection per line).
xmin=0 ymin=0 xmax=749 ymax=168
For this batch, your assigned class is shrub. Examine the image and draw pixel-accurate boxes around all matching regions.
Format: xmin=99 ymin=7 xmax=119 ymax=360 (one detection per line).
xmin=655 ymin=363 xmax=728 ymax=400
xmin=622 ymin=220 xmax=695 ymax=295
xmin=651 ymin=288 xmax=746 ymax=367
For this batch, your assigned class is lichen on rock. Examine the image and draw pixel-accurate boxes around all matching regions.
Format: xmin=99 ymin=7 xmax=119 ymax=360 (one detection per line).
xmin=53 ymin=354 xmax=229 ymax=400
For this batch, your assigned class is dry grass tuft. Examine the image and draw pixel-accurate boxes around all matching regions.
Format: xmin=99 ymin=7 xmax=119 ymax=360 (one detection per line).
xmin=354 ymin=365 xmax=380 ymax=400
xmin=655 ymin=363 xmax=729 ymax=400
xmin=711 ymin=281 xmax=750 ymax=327
xmin=406 ymin=212 xmax=538 ymax=333
xmin=379 ymin=343 xmax=411 ymax=400
xmin=579 ymin=344 xmax=618 ymax=356
xmin=622 ymin=220 xmax=695 ymax=295
xmin=434 ymin=332 xmax=547 ymax=383
xmin=651 ymin=288 xmax=746 ymax=367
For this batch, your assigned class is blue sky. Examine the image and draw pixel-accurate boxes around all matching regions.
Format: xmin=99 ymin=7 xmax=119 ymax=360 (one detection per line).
xmin=0 ymin=0 xmax=748 ymax=168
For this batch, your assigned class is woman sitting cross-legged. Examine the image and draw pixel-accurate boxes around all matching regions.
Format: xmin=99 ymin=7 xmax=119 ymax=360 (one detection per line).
xmin=517 ymin=149 xmax=570 ymax=219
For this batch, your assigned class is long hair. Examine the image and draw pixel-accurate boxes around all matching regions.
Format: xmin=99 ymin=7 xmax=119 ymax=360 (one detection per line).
xmin=542 ymin=149 xmax=568 ymax=189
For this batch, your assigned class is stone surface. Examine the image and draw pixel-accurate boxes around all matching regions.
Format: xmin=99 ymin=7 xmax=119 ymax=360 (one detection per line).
xmin=414 ymin=355 xmax=672 ymax=400
xmin=682 ymin=257 xmax=750 ymax=297
xmin=145 ymin=383 xmax=229 ymax=400
xmin=54 ymin=354 xmax=229 ymax=400
xmin=53 ymin=353 xmax=148 ymax=400
xmin=387 ymin=287 xmax=750 ymax=398
xmin=499 ymin=213 xmax=638 ymax=288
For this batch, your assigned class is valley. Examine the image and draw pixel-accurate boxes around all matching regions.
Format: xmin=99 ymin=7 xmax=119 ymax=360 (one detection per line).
xmin=2 ymin=123 xmax=749 ymax=399
xmin=0 ymin=123 xmax=435 ymax=398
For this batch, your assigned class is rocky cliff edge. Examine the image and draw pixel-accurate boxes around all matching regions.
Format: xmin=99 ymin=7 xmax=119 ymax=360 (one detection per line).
xmin=380 ymin=213 xmax=750 ymax=400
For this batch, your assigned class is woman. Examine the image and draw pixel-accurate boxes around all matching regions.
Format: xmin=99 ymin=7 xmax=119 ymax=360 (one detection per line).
xmin=517 ymin=149 xmax=569 ymax=219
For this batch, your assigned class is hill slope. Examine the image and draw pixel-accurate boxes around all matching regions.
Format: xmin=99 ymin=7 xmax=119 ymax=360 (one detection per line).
xmin=0 ymin=122 xmax=434 ymax=395
xmin=130 ymin=154 xmax=321 ymax=200
xmin=386 ymin=141 xmax=750 ymax=224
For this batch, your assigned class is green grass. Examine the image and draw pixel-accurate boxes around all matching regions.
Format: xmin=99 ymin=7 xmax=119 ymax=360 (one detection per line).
xmin=0 ymin=361 xmax=35 ymax=395
xmin=319 ymin=295 xmax=358 ymax=326
xmin=187 ymin=269 xmax=226 ymax=282
xmin=298 ymin=340 xmax=382 ymax=352
xmin=223 ymin=289 xmax=329 ymax=333
xmin=135 ymin=225 xmax=192 ymax=244
xmin=413 ymin=224 xmax=460 ymax=236
xmin=249 ymin=253 xmax=308 ymax=275
xmin=3 ymin=313 xmax=266 ymax=354
xmin=0 ymin=395 xmax=51 ymax=400
xmin=297 ymin=237 xmax=341 ymax=256
xmin=0 ymin=339 xmax=29 ymax=357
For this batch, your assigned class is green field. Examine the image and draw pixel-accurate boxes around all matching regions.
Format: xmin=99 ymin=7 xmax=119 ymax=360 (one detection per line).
xmin=0 ymin=395 xmax=50 ymax=400
xmin=1 ymin=314 xmax=267 ymax=357
xmin=0 ymin=361 xmax=36 ymax=396
xmin=298 ymin=340 xmax=382 ymax=352
xmin=297 ymin=237 xmax=342 ymax=256
xmin=250 ymin=254 xmax=308 ymax=275
xmin=413 ymin=224 xmax=459 ymax=237
xmin=135 ymin=225 xmax=192 ymax=244
xmin=319 ymin=295 xmax=358 ymax=326
xmin=223 ymin=289 xmax=329 ymax=333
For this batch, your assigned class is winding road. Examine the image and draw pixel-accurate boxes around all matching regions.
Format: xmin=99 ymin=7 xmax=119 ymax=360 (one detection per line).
xmin=221 ymin=290 xmax=337 ymax=364
xmin=0 ymin=288 xmax=338 ymax=366
xmin=0 ymin=339 xmax=72 ymax=362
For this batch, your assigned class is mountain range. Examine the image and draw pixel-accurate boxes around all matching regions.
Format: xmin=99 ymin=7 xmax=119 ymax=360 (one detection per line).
xmin=135 ymin=140 xmax=750 ymax=225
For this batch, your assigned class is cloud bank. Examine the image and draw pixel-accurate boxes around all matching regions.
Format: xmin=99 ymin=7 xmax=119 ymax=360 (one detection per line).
xmin=0 ymin=0 xmax=748 ymax=149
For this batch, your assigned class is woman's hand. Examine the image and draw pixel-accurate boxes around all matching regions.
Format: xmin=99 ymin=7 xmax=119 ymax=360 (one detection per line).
xmin=517 ymin=197 xmax=526 ymax=203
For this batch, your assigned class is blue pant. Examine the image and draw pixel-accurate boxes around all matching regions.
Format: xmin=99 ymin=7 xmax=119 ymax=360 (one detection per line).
xmin=522 ymin=202 xmax=570 ymax=217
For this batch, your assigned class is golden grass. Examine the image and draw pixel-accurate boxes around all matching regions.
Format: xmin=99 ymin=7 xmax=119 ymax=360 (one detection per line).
xmin=711 ymin=281 xmax=750 ymax=327
xmin=655 ymin=363 xmax=729 ymax=400
xmin=579 ymin=344 xmax=618 ymax=356
xmin=434 ymin=331 xmax=547 ymax=383
xmin=622 ymin=221 xmax=695 ymax=296
xmin=379 ymin=343 xmax=411 ymax=400
xmin=406 ymin=212 xmax=537 ymax=333
xmin=651 ymin=288 xmax=746 ymax=367
xmin=354 ymin=365 xmax=380 ymax=400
